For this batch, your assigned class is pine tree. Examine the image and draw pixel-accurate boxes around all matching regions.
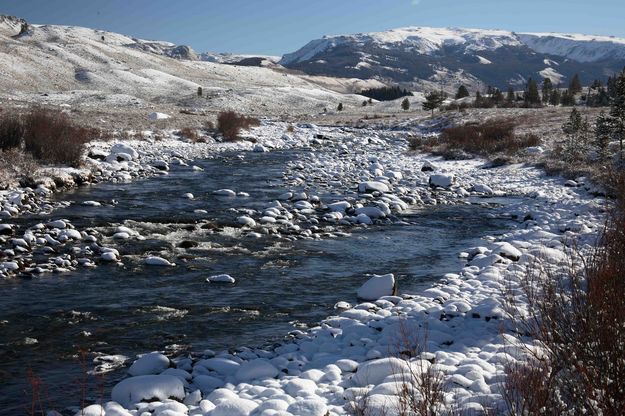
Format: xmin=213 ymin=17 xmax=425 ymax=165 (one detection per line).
xmin=607 ymin=75 xmax=617 ymax=99
xmin=492 ymin=88 xmax=504 ymax=105
xmin=455 ymin=85 xmax=469 ymax=99
xmin=401 ymin=97 xmax=410 ymax=111
xmin=337 ymin=103 xmax=343 ymax=112
xmin=542 ymin=78 xmax=553 ymax=103
xmin=197 ymin=86 xmax=203 ymax=97
xmin=595 ymin=111 xmax=613 ymax=161
xmin=362 ymin=100 xmax=368 ymax=107
xmin=422 ymin=91 xmax=445 ymax=116
xmin=474 ymin=91 xmax=483 ymax=107
xmin=561 ymin=89 xmax=576 ymax=106
xmin=524 ymin=78 xmax=541 ymax=106
xmin=506 ymin=86 xmax=515 ymax=103
xmin=562 ymin=108 xmax=590 ymax=161
xmin=609 ymin=69 xmax=625 ymax=158
xmin=550 ymin=89 xmax=561 ymax=106
xmin=569 ymin=74 xmax=583 ymax=95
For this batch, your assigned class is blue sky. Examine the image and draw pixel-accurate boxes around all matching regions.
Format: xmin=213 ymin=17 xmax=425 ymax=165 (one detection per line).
xmin=2 ymin=0 xmax=623 ymax=55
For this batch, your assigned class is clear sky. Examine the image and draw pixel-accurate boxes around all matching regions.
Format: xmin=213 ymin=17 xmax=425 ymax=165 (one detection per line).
xmin=2 ymin=0 xmax=624 ymax=56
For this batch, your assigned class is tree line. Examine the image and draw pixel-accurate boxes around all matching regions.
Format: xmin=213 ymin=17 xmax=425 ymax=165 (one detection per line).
xmin=421 ymin=70 xmax=624 ymax=114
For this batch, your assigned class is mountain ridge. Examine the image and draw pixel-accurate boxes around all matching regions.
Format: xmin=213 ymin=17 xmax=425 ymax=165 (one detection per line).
xmin=280 ymin=26 xmax=625 ymax=90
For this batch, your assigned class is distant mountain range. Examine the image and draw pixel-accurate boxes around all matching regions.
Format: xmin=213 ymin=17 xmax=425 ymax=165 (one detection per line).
xmin=3 ymin=13 xmax=625 ymax=98
xmin=279 ymin=27 xmax=625 ymax=91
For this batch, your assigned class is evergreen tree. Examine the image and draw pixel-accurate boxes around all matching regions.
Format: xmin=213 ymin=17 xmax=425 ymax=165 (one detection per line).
xmin=562 ymin=108 xmax=590 ymax=161
xmin=506 ymin=86 xmax=515 ymax=103
xmin=360 ymin=86 xmax=412 ymax=102
xmin=542 ymin=78 xmax=553 ymax=103
xmin=569 ymin=73 xmax=582 ymax=95
xmin=474 ymin=91 xmax=483 ymax=107
xmin=587 ymin=87 xmax=610 ymax=107
xmin=362 ymin=100 xmax=368 ymax=107
xmin=524 ymin=78 xmax=541 ymax=106
xmin=561 ymin=89 xmax=576 ymax=106
xmin=455 ymin=85 xmax=469 ymax=99
xmin=401 ymin=97 xmax=410 ymax=111
xmin=549 ymin=89 xmax=561 ymax=106
xmin=609 ymin=69 xmax=625 ymax=158
xmin=607 ymin=75 xmax=618 ymax=99
xmin=337 ymin=103 xmax=343 ymax=112
xmin=492 ymin=88 xmax=504 ymax=105
xmin=595 ymin=111 xmax=613 ymax=161
xmin=422 ymin=91 xmax=445 ymax=116
xmin=197 ymin=86 xmax=203 ymax=97
xmin=590 ymin=79 xmax=603 ymax=90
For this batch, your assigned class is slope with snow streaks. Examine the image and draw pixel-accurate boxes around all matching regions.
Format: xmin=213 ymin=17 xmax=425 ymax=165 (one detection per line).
xmin=281 ymin=27 xmax=521 ymax=66
xmin=518 ymin=32 xmax=625 ymax=63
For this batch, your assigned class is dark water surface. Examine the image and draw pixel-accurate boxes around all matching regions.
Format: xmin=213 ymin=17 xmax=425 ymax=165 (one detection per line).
xmin=0 ymin=150 xmax=513 ymax=414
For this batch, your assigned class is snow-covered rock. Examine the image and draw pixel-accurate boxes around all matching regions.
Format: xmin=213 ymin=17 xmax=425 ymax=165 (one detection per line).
xmin=148 ymin=112 xmax=171 ymax=121
xmin=358 ymin=181 xmax=389 ymax=193
xmin=206 ymin=274 xmax=236 ymax=283
xmin=235 ymin=359 xmax=279 ymax=381
xmin=429 ymin=174 xmax=455 ymax=189
xmin=145 ymin=256 xmax=174 ymax=266
xmin=356 ymin=274 xmax=395 ymax=300
xmin=111 ymin=375 xmax=184 ymax=408
xmin=128 ymin=352 xmax=170 ymax=376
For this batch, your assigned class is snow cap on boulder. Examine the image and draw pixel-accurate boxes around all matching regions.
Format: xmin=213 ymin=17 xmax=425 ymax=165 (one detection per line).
xmin=357 ymin=273 xmax=396 ymax=300
xmin=111 ymin=375 xmax=184 ymax=408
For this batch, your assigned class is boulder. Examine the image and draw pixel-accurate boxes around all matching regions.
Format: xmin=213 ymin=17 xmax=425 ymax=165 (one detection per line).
xmin=428 ymin=174 xmax=455 ymax=189
xmin=357 ymin=274 xmax=396 ymax=300
xmin=111 ymin=375 xmax=184 ymax=408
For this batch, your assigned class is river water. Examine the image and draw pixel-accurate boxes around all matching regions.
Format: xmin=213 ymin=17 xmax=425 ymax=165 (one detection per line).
xmin=0 ymin=150 xmax=513 ymax=414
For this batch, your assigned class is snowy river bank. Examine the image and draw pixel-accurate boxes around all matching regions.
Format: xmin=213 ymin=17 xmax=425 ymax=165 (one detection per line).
xmin=0 ymin=121 xmax=607 ymax=415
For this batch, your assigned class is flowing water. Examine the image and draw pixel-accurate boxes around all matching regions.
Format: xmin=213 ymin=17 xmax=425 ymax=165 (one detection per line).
xmin=0 ymin=150 xmax=514 ymax=414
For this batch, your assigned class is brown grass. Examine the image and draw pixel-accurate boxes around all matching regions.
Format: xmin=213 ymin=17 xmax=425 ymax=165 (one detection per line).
xmin=217 ymin=111 xmax=260 ymax=141
xmin=503 ymin=174 xmax=625 ymax=414
xmin=23 ymin=109 xmax=90 ymax=167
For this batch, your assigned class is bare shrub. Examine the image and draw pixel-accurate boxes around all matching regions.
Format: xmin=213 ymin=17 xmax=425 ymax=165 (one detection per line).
xmin=408 ymin=136 xmax=421 ymax=151
xmin=23 ymin=109 xmax=89 ymax=167
xmin=441 ymin=119 xmax=515 ymax=155
xmin=286 ymin=124 xmax=295 ymax=133
xmin=0 ymin=113 xmax=24 ymax=150
xmin=503 ymin=177 xmax=625 ymax=414
xmin=412 ymin=119 xmax=541 ymax=160
xmin=0 ymin=149 xmax=38 ymax=188
xmin=217 ymin=111 xmax=260 ymax=141
xmin=179 ymin=127 xmax=199 ymax=142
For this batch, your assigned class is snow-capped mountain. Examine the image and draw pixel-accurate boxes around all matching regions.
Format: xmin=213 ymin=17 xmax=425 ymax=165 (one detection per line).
xmin=280 ymin=27 xmax=625 ymax=89
xmin=517 ymin=32 xmax=625 ymax=63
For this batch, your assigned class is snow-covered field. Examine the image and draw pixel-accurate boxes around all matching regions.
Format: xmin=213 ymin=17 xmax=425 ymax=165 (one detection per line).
xmin=0 ymin=117 xmax=606 ymax=415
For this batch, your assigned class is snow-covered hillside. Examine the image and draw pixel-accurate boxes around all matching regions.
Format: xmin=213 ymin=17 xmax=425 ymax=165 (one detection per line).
xmin=281 ymin=27 xmax=522 ymax=65
xmin=517 ymin=32 xmax=625 ymax=63
xmin=0 ymin=16 xmax=371 ymax=115
xmin=281 ymin=26 xmax=625 ymax=89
